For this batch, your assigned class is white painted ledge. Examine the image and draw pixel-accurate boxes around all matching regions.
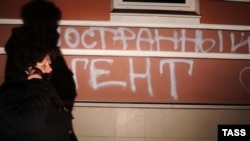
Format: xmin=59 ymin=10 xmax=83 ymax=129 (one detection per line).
xmin=1 ymin=48 xmax=250 ymax=60
xmin=1 ymin=18 xmax=250 ymax=30
xmin=74 ymin=102 xmax=250 ymax=109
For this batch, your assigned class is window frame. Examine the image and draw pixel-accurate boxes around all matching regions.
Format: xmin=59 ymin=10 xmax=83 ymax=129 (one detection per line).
xmin=110 ymin=0 xmax=200 ymax=24
xmin=112 ymin=0 xmax=199 ymax=13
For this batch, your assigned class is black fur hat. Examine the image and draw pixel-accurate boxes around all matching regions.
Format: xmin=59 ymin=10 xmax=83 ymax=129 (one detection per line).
xmin=21 ymin=0 xmax=61 ymax=25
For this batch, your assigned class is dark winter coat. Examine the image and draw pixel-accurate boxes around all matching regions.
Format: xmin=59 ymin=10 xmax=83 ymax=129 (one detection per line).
xmin=0 ymin=72 xmax=72 ymax=141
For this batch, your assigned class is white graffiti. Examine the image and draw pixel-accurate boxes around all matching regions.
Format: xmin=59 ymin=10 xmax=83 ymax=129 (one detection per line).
xmin=71 ymin=58 xmax=194 ymax=100
xmin=71 ymin=58 xmax=89 ymax=89
xmin=239 ymin=66 xmax=250 ymax=93
xmin=71 ymin=58 xmax=127 ymax=90
xmin=129 ymin=58 xmax=153 ymax=97
xmin=59 ymin=27 xmax=250 ymax=53
xmin=65 ymin=27 xmax=80 ymax=48
xmin=113 ymin=27 xmax=136 ymax=50
xmin=160 ymin=59 xmax=194 ymax=100
xmin=89 ymin=59 xmax=127 ymax=90
xmin=180 ymin=29 xmax=216 ymax=52
xmin=230 ymin=32 xmax=250 ymax=53
xmin=61 ymin=27 xmax=250 ymax=99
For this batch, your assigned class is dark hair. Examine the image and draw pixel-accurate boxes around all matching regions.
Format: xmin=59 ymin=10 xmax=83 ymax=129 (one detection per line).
xmin=11 ymin=44 xmax=56 ymax=72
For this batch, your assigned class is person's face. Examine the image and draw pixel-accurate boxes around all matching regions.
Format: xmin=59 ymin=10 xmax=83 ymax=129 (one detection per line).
xmin=35 ymin=54 xmax=52 ymax=74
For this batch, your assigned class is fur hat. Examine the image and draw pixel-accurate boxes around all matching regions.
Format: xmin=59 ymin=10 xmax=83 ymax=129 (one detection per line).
xmin=21 ymin=0 xmax=61 ymax=25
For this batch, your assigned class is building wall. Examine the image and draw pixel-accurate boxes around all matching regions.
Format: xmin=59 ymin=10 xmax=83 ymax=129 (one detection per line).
xmin=1 ymin=1 xmax=250 ymax=141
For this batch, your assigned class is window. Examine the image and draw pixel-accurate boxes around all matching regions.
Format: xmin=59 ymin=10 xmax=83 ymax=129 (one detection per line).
xmin=112 ymin=0 xmax=199 ymax=12
xmin=111 ymin=0 xmax=200 ymax=24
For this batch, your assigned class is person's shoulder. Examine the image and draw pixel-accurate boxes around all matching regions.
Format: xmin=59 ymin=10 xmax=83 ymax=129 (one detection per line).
xmin=11 ymin=26 xmax=23 ymax=33
xmin=0 ymin=83 xmax=3 ymax=94
xmin=0 ymin=81 xmax=26 ymax=102
xmin=1 ymin=80 xmax=26 ymax=93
